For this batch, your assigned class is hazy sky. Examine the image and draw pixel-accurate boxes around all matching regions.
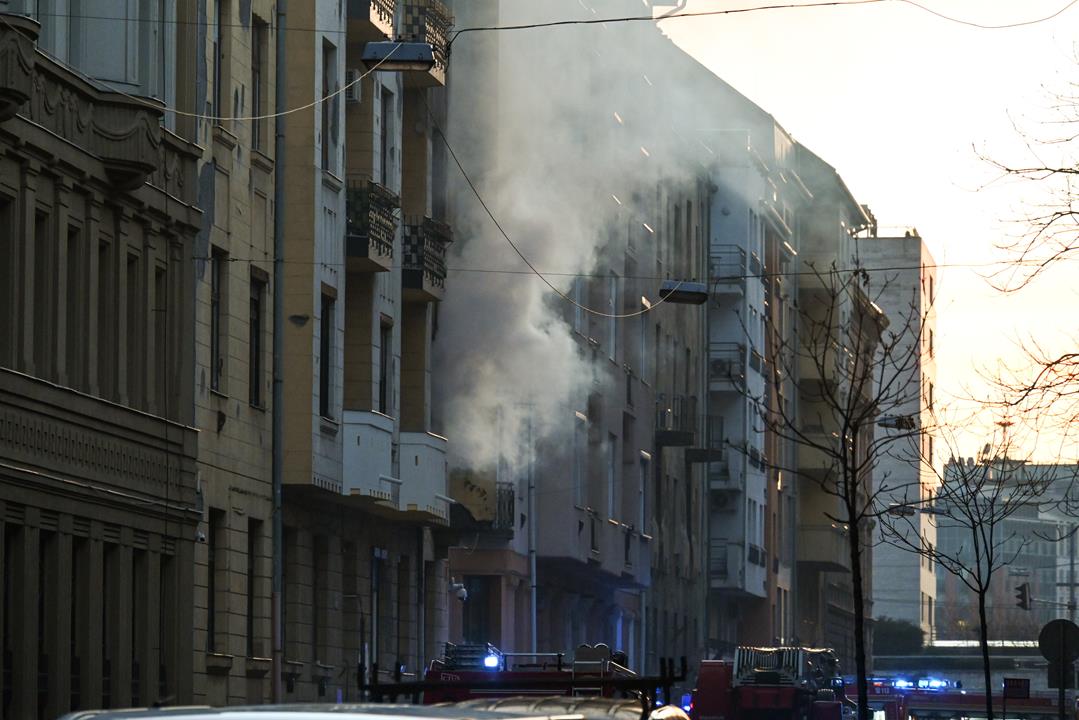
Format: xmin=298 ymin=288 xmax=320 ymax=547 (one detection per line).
xmin=662 ymin=0 xmax=1079 ymax=458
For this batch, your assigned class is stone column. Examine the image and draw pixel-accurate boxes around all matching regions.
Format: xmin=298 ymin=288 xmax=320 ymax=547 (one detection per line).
xmin=45 ymin=522 xmax=73 ymax=718
xmin=11 ymin=512 xmax=40 ymax=719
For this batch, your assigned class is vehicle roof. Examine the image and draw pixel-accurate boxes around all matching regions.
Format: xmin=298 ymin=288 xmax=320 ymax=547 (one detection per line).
xmin=445 ymin=698 xmax=689 ymax=720
xmin=58 ymin=703 xmax=590 ymax=720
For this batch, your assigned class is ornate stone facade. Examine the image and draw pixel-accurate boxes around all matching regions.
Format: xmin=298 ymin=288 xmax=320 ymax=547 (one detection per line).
xmin=0 ymin=12 xmax=201 ymax=718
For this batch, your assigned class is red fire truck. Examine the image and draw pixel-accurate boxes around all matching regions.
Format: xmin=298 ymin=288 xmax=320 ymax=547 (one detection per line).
xmin=690 ymin=647 xmax=849 ymax=720
xmin=866 ymin=679 xmax=1063 ymax=720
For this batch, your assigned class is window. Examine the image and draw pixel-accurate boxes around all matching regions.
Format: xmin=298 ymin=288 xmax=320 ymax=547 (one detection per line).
xmin=65 ymin=225 xmax=84 ymax=388
xmin=213 ymin=0 xmax=231 ymax=121
xmin=249 ymin=277 xmax=264 ymax=406
xmin=312 ymin=535 xmax=327 ymax=660
xmin=207 ymin=508 xmax=226 ymax=652
xmin=321 ymin=39 xmax=339 ymax=174
xmin=573 ymin=412 xmax=587 ymax=506
xmin=126 ymin=252 xmax=144 ymax=407
xmin=246 ymin=518 xmax=261 ymax=657
xmin=319 ymin=293 xmax=335 ymax=418
xmin=210 ymin=249 xmax=227 ymax=392
xmin=33 ymin=211 xmax=55 ymax=380
xmin=98 ymin=239 xmax=115 ymax=398
xmin=251 ymin=17 xmax=268 ymax=149
xmin=607 ymin=433 xmax=617 ymax=518
xmin=379 ymin=86 xmax=394 ymax=185
xmin=153 ymin=267 xmax=168 ymax=412
xmin=639 ymin=455 xmax=649 ymax=530
xmin=639 ymin=316 xmax=648 ymax=381
xmin=378 ymin=321 xmax=392 ymax=414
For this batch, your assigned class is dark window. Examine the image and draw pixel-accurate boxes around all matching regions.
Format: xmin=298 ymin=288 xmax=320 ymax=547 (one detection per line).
xmin=213 ymin=0 xmax=230 ymax=120
xmin=126 ymin=253 xmax=144 ymax=407
xmin=0 ymin=198 xmax=13 ymax=368
xmin=246 ymin=519 xmax=261 ymax=657
xmin=251 ymin=17 xmax=268 ymax=150
xmin=65 ymin=225 xmax=84 ymax=388
xmin=378 ymin=321 xmax=392 ymax=414
xmin=207 ymin=508 xmax=226 ymax=652
xmin=321 ymin=39 xmax=337 ymax=173
xmin=379 ymin=86 xmax=393 ymax=184
xmin=154 ymin=267 xmax=168 ymax=413
xmin=97 ymin=239 xmax=114 ymax=398
xmin=319 ymin=293 xmax=335 ymax=418
xmin=33 ymin=211 xmax=55 ymax=380
xmin=210 ymin=249 xmax=227 ymax=392
xmin=312 ymin=535 xmax=326 ymax=660
xmin=249 ymin=278 xmax=264 ymax=406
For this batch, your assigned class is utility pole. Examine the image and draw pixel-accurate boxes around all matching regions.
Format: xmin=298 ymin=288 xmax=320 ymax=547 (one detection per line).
xmin=1070 ymin=523 xmax=1076 ymax=623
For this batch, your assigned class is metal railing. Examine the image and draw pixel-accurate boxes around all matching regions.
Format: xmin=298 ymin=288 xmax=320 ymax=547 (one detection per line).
xmin=403 ymin=216 xmax=452 ymax=289
xmin=710 ymin=245 xmax=747 ymax=290
xmin=403 ymin=0 xmax=452 ymax=75
xmin=709 ymin=342 xmax=746 ymax=385
xmin=346 ymin=176 xmax=399 ymax=259
xmin=494 ymin=481 xmax=515 ymax=531
xmin=655 ymin=393 xmax=697 ymax=433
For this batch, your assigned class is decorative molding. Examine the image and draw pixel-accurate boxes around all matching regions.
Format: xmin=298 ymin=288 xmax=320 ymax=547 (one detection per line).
xmin=0 ymin=14 xmax=37 ymax=122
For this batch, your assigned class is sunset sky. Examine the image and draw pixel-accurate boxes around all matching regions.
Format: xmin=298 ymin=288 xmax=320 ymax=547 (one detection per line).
xmin=663 ymin=0 xmax=1079 ymax=459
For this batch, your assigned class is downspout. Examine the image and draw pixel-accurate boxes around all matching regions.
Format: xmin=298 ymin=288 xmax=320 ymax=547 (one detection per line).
xmin=271 ymin=0 xmax=287 ymax=703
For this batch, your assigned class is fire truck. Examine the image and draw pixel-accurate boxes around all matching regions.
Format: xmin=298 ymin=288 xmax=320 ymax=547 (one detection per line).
xmin=365 ymin=642 xmax=688 ymax=716
xmin=690 ymin=647 xmax=849 ymax=720
xmin=866 ymin=678 xmax=1063 ymax=720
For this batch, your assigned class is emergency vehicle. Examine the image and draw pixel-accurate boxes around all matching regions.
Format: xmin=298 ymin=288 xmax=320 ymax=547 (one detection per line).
xmin=690 ymin=647 xmax=849 ymax=720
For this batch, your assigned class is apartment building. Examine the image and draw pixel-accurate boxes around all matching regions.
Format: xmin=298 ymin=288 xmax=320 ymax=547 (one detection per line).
xmin=191 ymin=0 xmax=278 ymax=705
xmin=703 ymin=121 xmax=805 ymax=658
xmin=278 ymin=0 xmax=455 ymax=701
xmin=439 ymin=0 xmax=708 ymax=675
xmin=0 ymin=4 xmax=203 ymax=717
xmin=859 ymin=230 xmax=938 ymax=641
xmin=794 ymin=145 xmax=883 ymax=664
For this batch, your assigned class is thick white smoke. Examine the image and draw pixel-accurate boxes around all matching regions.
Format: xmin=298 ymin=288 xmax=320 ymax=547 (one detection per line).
xmin=434 ymin=0 xmax=708 ymax=473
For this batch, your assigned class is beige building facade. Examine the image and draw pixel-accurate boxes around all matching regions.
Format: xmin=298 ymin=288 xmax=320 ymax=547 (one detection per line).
xmin=190 ymin=0 xmax=279 ymax=705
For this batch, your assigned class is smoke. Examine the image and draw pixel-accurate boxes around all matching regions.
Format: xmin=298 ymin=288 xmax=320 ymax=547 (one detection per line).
xmin=434 ymin=0 xmax=712 ymax=473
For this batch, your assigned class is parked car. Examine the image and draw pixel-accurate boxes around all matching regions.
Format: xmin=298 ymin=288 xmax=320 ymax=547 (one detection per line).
xmin=57 ymin=704 xmax=592 ymax=720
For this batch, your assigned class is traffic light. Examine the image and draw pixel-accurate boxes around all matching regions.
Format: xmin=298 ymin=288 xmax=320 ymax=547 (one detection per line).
xmin=1016 ymin=582 xmax=1031 ymax=610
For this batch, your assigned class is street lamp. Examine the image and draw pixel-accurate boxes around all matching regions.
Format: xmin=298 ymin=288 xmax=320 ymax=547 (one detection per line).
xmin=361 ymin=41 xmax=436 ymax=72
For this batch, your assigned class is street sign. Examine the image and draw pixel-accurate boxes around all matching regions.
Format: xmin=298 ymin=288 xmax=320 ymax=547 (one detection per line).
xmin=1039 ymin=620 xmax=1079 ymax=663
xmin=1004 ymin=677 xmax=1031 ymax=699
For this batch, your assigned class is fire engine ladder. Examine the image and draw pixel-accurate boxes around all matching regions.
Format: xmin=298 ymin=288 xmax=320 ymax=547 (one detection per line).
xmin=571 ymin=645 xmax=610 ymax=697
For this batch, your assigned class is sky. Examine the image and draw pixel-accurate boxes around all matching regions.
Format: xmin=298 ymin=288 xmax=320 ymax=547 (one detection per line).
xmin=661 ymin=0 xmax=1079 ymax=460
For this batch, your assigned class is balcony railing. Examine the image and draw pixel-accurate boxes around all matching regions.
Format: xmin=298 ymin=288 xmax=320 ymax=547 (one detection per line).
xmin=797 ymin=524 xmax=851 ymax=573
xmin=347 ymin=0 xmax=396 ymax=37
xmin=402 ymin=0 xmax=452 ymax=86
xmin=709 ymin=342 xmax=746 ymax=389
xmin=403 ymin=216 xmax=452 ymax=301
xmin=655 ymin=393 xmax=697 ymax=447
xmin=346 ymin=176 xmax=398 ymax=272
xmin=710 ymin=245 xmax=747 ymax=294
xmin=494 ymin=481 xmax=515 ymax=531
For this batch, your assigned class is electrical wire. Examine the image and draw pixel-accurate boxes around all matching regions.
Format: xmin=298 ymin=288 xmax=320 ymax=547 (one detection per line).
xmin=0 ymin=11 xmax=401 ymax=123
xmin=190 ymin=254 xmax=1073 ymax=281
xmin=448 ymin=0 xmax=1079 ymax=48
xmin=422 ymin=99 xmax=683 ymax=319
xmin=7 ymin=0 xmax=1072 ymax=125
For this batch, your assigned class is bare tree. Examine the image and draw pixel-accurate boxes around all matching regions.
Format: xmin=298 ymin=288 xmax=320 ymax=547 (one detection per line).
xmin=881 ymin=432 xmax=1053 ymax=720
xmin=739 ymin=261 xmax=928 ymax=720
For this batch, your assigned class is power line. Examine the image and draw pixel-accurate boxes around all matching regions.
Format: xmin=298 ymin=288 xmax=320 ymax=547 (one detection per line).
xmin=448 ymin=0 xmax=1079 ymax=48
xmin=191 ymin=254 xmax=1073 ymax=281
xmin=422 ymin=98 xmax=683 ymax=319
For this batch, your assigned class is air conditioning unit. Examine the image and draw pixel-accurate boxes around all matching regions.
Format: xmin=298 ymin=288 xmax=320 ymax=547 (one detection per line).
xmin=344 ymin=69 xmax=362 ymax=103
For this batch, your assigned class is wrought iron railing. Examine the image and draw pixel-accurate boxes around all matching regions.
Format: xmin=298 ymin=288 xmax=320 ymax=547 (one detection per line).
xmin=403 ymin=0 xmax=452 ymax=75
xmin=346 ymin=177 xmax=399 ymax=260
xmin=655 ymin=393 xmax=697 ymax=433
xmin=494 ymin=481 xmax=515 ymax=531
xmin=709 ymin=342 xmax=746 ymax=385
xmin=403 ymin=216 xmax=452 ymax=290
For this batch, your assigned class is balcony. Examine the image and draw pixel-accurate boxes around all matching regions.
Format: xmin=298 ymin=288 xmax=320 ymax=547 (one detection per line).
xmin=710 ymin=245 xmax=747 ymax=296
xmin=709 ymin=539 xmax=766 ymax=597
xmin=655 ymin=393 xmax=696 ymax=447
xmin=398 ymin=431 xmax=450 ymax=525
xmin=797 ymin=524 xmax=851 ymax=573
xmin=342 ymin=410 xmax=401 ymax=510
xmin=347 ymin=0 xmax=396 ymax=39
xmin=403 ymin=216 xmax=452 ymax=302
xmin=708 ymin=448 xmax=742 ymax=494
xmin=402 ymin=0 xmax=452 ymax=87
xmin=709 ymin=342 xmax=746 ymax=392
xmin=494 ymin=480 xmax=516 ymax=532
xmin=346 ymin=177 xmax=399 ymax=273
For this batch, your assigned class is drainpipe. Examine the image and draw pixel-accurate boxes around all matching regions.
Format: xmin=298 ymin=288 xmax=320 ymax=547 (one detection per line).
xmin=271 ymin=0 xmax=287 ymax=703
